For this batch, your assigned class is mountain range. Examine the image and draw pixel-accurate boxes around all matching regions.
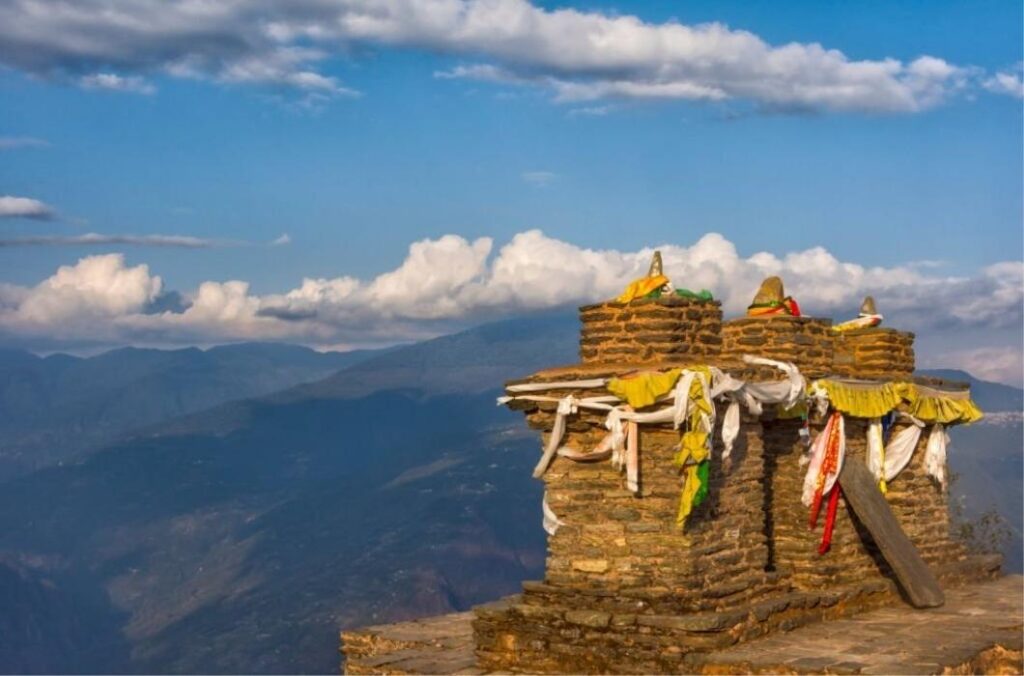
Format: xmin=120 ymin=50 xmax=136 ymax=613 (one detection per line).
xmin=0 ymin=343 xmax=381 ymax=480
xmin=0 ymin=314 xmax=1018 ymax=673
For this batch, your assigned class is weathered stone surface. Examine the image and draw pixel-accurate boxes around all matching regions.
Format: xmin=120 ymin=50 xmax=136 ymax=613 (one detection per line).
xmin=572 ymin=559 xmax=610 ymax=573
xmin=564 ymin=610 xmax=612 ymax=628
xmin=637 ymin=609 xmax=747 ymax=632
xmin=341 ymin=576 xmax=1022 ymax=674
xmin=688 ymin=575 xmax=1023 ymax=676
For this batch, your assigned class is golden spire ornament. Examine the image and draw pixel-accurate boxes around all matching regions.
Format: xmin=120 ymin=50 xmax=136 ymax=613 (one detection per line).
xmin=647 ymin=251 xmax=664 ymax=277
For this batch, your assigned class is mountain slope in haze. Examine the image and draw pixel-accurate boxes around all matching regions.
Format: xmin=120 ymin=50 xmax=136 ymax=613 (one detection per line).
xmin=0 ymin=314 xmax=1019 ymax=673
xmin=917 ymin=369 xmax=1024 ymax=572
xmin=0 ymin=315 xmax=580 ymax=673
xmin=153 ymin=312 xmax=580 ymax=439
xmin=0 ymin=342 xmax=379 ymax=479
xmin=0 ymin=389 xmax=542 ymax=673
xmin=0 ymin=557 xmax=130 ymax=673
xmin=298 ymin=311 xmax=581 ymax=398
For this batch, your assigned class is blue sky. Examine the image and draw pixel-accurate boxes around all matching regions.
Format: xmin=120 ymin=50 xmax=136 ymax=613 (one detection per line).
xmin=0 ymin=0 xmax=1021 ymax=381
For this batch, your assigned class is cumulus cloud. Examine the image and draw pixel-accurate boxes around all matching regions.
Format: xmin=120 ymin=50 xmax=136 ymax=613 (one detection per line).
xmin=983 ymin=64 xmax=1024 ymax=99
xmin=271 ymin=234 xmax=292 ymax=246
xmin=0 ymin=0 xmax=999 ymax=112
xmin=0 ymin=233 xmax=220 ymax=247
xmin=79 ymin=72 xmax=156 ymax=94
xmin=1 ymin=254 xmax=162 ymax=331
xmin=0 ymin=195 xmax=54 ymax=219
xmin=1 ymin=232 xmax=1021 ymax=375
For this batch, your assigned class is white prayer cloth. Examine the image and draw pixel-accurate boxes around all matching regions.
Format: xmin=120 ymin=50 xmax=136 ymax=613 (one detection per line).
xmin=531 ymin=395 xmax=577 ymax=478
xmin=721 ymin=400 xmax=741 ymax=461
xmin=506 ymin=356 xmax=809 ymax=478
xmin=625 ymin=420 xmax=639 ymax=494
xmin=866 ymin=415 xmax=926 ymax=484
xmin=866 ymin=418 xmax=884 ymax=482
xmin=802 ymin=413 xmax=845 ymax=507
xmin=542 ymin=492 xmax=565 ymax=535
xmin=507 ymin=378 xmax=607 ymax=393
xmin=924 ymin=423 xmax=949 ymax=489
xmin=558 ymin=433 xmax=614 ymax=461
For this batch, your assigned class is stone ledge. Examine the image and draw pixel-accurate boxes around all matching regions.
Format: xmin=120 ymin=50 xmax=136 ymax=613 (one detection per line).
xmin=340 ymin=576 xmax=1023 ymax=674
xmin=685 ymin=575 xmax=1023 ymax=675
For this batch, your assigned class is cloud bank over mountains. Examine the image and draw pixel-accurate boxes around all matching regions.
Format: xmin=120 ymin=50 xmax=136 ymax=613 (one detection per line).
xmin=0 ymin=231 xmax=1020 ymax=381
xmin=0 ymin=0 xmax=1017 ymax=112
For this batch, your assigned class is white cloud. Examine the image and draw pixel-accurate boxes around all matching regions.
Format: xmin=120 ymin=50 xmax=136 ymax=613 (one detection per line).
xmin=1 ymin=232 xmax=1021 ymax=371
xmin=0 ymin=0 xmax=1002 ymax=112
xmin=924 ymin=346 xmax=1024 ymax=388
xmin=983 ymin=64 xmax=1024 ymax=99
xmin=79 ymin=73 xmax=156 ymax=95
xmin=0 ymin=233 xmax=219 ymax=247
xmin=4 ymin=254 xmax=162 ymax=330
xmin=521 ymin=170 xmax=558 ymax=186
xmin=271 ymin=234 xmax=292 ymax=246
xmin=0 ymin=195 xmax=54 ymax=219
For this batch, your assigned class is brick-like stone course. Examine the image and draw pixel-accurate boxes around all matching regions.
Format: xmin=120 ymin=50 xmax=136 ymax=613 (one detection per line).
xmin=533 ymin=419 xmax=769 ymax=601
xmin=764 ymin=417 xmax=965 ymax=590
xmin=833 ymin=328 xmax=916 ymax=379
xmin=721 ymin=317 xmax=834 ymax=378
xmin=579 ymin=298 xmax=722 ymax=365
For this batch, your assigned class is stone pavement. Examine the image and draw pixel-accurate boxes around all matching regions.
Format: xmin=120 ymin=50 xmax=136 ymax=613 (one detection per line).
xmin=690 ymin=575 xmax=1023 ymax=674
xmin=341 ymin=576 xmax=1023 ymax=674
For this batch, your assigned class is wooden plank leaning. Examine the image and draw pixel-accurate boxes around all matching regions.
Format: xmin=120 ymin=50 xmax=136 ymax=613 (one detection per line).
xmin=838 ymin=460 xmax=945 ymax=608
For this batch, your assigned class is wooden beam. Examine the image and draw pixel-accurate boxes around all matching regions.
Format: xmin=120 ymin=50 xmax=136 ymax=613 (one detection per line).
xmin=839 ymin=460 xmax=945 ymax=608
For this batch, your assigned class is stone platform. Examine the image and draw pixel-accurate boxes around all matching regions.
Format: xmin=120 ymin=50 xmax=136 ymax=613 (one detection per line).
xmin=341 ymin=612 xmax=482 ymax=675
xmin=341 ymin=576 xmax=1024 ymax=674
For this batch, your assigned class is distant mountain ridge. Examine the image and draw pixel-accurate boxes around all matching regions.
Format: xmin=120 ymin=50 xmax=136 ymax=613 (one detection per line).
xmin=0 ymin=342 xmax=381 ymax=480
xmin=150 ymin=313 xmax=580 ymax=440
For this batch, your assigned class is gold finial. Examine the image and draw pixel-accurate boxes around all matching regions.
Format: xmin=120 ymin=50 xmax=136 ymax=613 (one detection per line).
xmin=750 ymin=276 xmax=785 ymax=306
xmin=647 ymin=251 xmax=663 ymax=277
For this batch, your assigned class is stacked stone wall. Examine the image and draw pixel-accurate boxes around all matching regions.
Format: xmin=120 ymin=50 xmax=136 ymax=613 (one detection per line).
xmin=528 ymin=415 xmax=772 ymax=608
xmin=579 ymin=298 xmax=722 ymax=365
xmin=765 ymin=417 xmax=964 ymax=591
xmin=832 ymin=328 xmax=915 ymax=379
xmin=475 ymin=402 xmax=973 ymax=673
xmin=881 ymin=429 xmax=967 ymax=569
xmin=765 ymin=418 xmax=890 ymax=588
xmin=475 ymin=394 xmax=906 ymax=673
xmin=721 ymin=317 xmax=834 ymax=378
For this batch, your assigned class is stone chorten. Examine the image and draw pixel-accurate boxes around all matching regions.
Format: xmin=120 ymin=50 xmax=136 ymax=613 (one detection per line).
xmin=470 ymin=269 xmax=993 ymax=674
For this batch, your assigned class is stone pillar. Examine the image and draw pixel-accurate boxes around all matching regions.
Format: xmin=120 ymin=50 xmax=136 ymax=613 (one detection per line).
xmin=579 ymin=298 xmax=722 ymax=364
xmin=832 ymin=328 xmax=915 ymax=379
xmin=721 ymin=317 xmax=834 ymax=379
